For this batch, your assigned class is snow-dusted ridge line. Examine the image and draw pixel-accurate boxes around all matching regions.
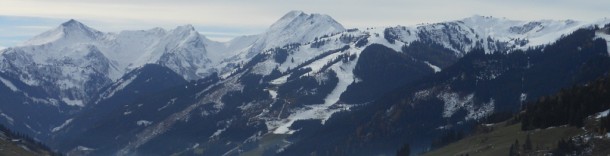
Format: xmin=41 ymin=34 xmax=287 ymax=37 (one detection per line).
xmin=379 ymin=15 xmax=610 ymax=57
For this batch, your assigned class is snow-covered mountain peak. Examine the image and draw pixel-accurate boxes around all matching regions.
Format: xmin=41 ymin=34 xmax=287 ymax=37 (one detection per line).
xmin=268 ymin=10 xmax=343 ymax=32
xmin=172 ymin=24 xmax=197 ymax=34
xmin=275 ymin=10 xmax=302 ymax=22
xmin=21 ymin=19 xmax=103 ymax=46
xmin=61 ymin=19 xmax=84 ymax=28
xmin=61 ymin=19 xmax=103 ymax=38
xmin=167 ymin=24 xmax=202 ymax=45
xmin=244 ymin=11 xmax=345 ymax=57
xmin=281 ymin=10 xmax=305 ymax=19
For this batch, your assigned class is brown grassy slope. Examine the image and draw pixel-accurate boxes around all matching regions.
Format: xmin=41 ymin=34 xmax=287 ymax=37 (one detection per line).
xmin=421 ymin=123 xmax=583 ymax=156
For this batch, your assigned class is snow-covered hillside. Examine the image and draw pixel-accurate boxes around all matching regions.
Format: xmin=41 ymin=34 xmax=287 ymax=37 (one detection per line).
xmin=383 ymin=15 xmax=610 ymax=56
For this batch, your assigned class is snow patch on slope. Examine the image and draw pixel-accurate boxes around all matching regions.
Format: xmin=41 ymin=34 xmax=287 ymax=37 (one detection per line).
xmin=51 ymin=118 xmax=73 ymax=132
xmin=270 ymin=75 xmax=289 ymax=85
xmin=100 ymin=74 xmax=138 ymax=101
xmin=425 ymin=61 xmax=441 ymax=73
xmin=466 ymin=98 xmax=495 ymax=120
xmin=157 ymin=98 xmax=177 ymax=111
xmin=210 ymin=128 xmax=227 ymax=139
xmin=437 ymin=90 xmax=495 ymax=121
xmin=62 ymin=98 xmax=84 ymax=107
xmin=136 ymin=120 xmax=153 ymax=126
xmin=438 ymin=91 xmax=475 ymax=118
xmin=210 ymin=120 xmax=232 ymax=139
xmin=268 ymin=89 xmax=278 ymax=99
xmin=272 ymin=46 xmax=357 ymax=134
xmin=76 ymin=146 xmax=95 ymax=151
xmin=251 ymin=60 xmax=278 ymax=75
xmin=596 ymin=109 xmax=610 ymax=119
xmin=0 ymin=111 xmax=14 ymax=125
xmin=0 ymin=77 xmax=19 ymax=92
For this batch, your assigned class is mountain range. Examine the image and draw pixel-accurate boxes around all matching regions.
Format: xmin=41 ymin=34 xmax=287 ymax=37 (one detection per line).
xmin=0 ymin=10 xmax=609 ymax=155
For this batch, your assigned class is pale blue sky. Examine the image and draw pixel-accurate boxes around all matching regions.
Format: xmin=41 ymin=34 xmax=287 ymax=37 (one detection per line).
xmin=1 ymin=0 xmax=609 ymax=48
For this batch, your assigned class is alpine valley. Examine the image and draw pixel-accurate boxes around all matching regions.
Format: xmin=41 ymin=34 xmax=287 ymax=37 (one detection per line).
xmin=1 ymin=10 xmax=610 ymax=155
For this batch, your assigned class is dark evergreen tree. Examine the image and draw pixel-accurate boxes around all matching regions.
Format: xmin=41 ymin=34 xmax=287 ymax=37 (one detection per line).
xmin=508 ymin=139 xmax=521 ymax=156
xmin=522 ymin=74 xmax=610 ymax=130
xmin=514 ymin=139 xmax=520 ymax=152
xmin=509 ymin=143 xmax=516 ymax=156
xmin=523 ymin=134 xmax=533 ymax=151
xmin=273 ymin=48 xmax=289 ymax=64
xmin=396 ymin=143 xmax=410 ymax=156
xmin=554 ymin=138 xmax=581 ymax=155
xmin=383 ymin=28 xmax=397 ymax=44
xmin=600 ymin=115 xmax=610 ymax=134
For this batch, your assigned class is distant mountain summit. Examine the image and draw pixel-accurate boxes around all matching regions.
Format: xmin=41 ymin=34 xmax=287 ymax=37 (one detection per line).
xmin=253 ymin=10 xmax=345 ymax=52
xmin=21 ymin=19 xmax=103 ymax=46
xmin=223 ymin=10 xmax=346 ymax=66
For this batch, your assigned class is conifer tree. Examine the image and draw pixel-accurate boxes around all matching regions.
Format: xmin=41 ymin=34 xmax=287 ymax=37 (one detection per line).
xmin=524 ymin=134 xmax=533 ymax=151
xmin=396 ymin=143 xmax=410 ymax=156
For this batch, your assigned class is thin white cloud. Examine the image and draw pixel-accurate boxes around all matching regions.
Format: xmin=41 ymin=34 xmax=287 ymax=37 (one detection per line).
xmin=198 ymin=31 xmax=251 ymax=37
xmin=198 ymin=31 xmax=249 ymax=42
xmin=15 ymin=25 xmax=54 ymax=30
xmin=206 ymin=36 xmax=236 ymax=42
